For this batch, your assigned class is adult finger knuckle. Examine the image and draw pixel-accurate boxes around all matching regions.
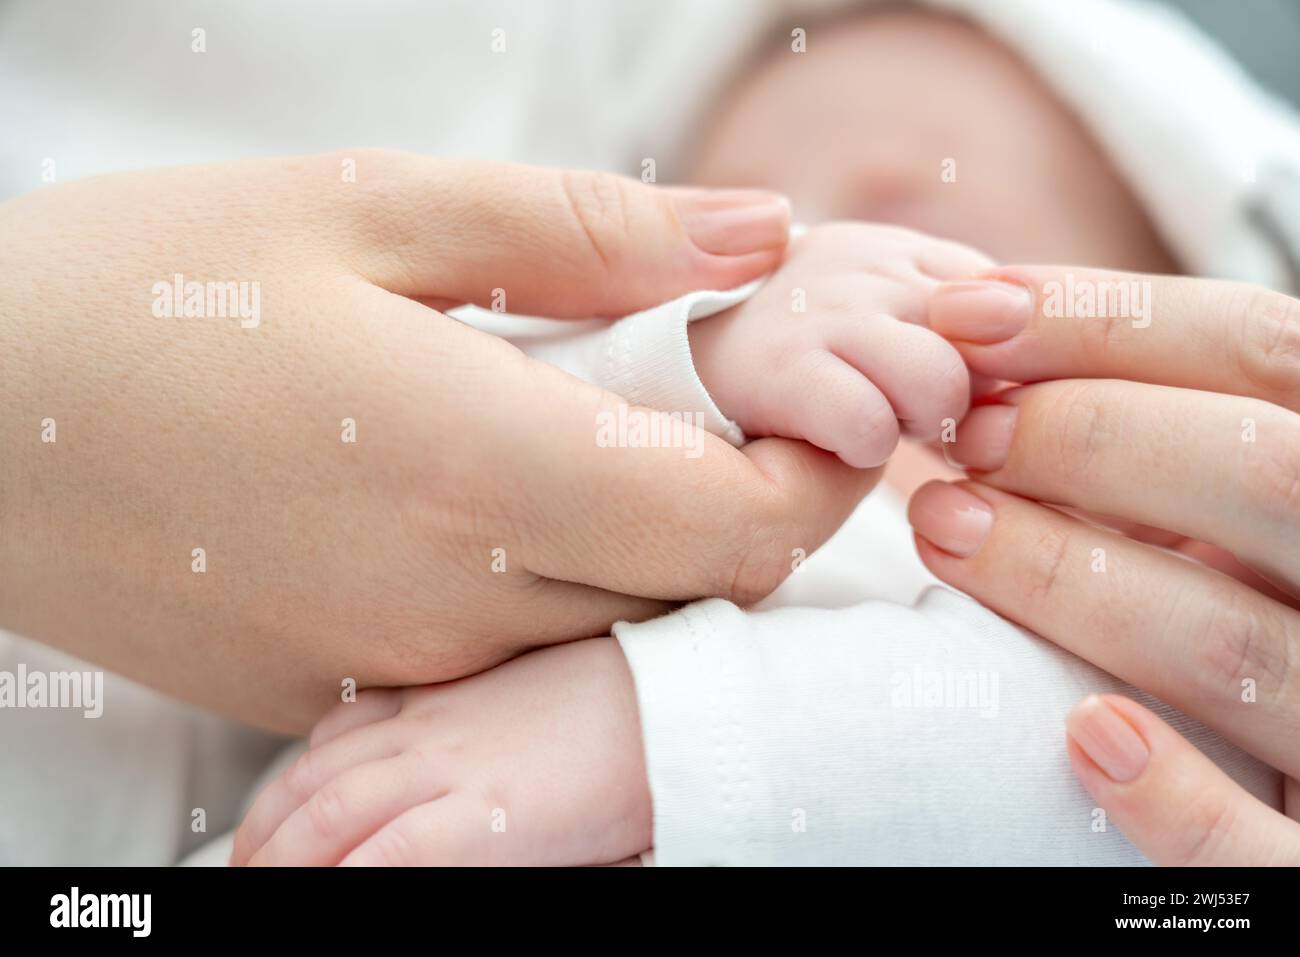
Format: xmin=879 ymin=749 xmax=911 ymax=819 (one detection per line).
xmin=1231 ymin=286 xmax=1300 ymax=399
xmin=1238 ymin=410 xmax=1300 ymax=524
xmin=1043 ymin=381 xmax=1110 ymax=481
xmin=723 ymin=520 xmax=789 ymax=607
xmin=1075 ymin=289 xmax=1130 ymax=360
xmin=1172 ymin=793 xmax=1239 ymax=867
xmin=710 ymin=486 xmax=802 ymax=607
xmin=560 ymin=169 xmax=633 ymax=272
xmin=1192 ymin=586 xmax=1291 ymax=700
xmin=1020 ymin=523 xmax=1075 ymax=604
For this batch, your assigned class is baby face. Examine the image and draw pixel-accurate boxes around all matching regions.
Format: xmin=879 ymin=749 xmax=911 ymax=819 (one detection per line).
xmin=686 ymin=8 xmax=1175 ymax=274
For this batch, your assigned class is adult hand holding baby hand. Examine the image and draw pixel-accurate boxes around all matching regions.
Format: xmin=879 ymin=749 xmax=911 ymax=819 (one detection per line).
xmin=0 ymin=150 xmax=875 ymax=733
xmin=912 ymin=266 xmax=1300 ymax=863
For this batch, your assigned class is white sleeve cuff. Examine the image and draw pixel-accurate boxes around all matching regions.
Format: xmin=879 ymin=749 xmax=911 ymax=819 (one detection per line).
xmin=614 ymin=589 xmax=1280 ymax=866
xmin=614 ymin=599 xmax=757 ymax=865
xmin=592 ymin=282 xmax=759 ymax=447
xmin=495 ymin=281 xmax=760 ymax=447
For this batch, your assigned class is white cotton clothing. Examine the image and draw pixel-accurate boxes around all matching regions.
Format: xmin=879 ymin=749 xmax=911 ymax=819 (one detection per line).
xmin=452 ymin=280 xmax=760 ymax=449
xmin=616 ymin=588 xmax=1279 ymax=865
xmin=1 ymin=0 xmax=1297 ymax=866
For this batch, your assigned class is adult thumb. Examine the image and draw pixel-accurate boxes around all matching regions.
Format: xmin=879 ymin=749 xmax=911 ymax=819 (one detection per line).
xmin=342 ymin=154 xmax=790 ymax=317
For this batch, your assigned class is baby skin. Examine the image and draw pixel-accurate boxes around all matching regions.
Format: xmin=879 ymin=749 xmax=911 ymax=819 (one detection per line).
xmin=231 ymin=221 xmax=991 ymax=866
xmin=232 ymin=638 xmax=643 ymax=866
xmin=690 ymin=223 xmax=992 ymax=468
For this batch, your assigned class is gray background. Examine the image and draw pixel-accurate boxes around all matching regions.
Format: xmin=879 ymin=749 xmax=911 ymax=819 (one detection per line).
xmin=1166 ymin=0 xmax=1300 ymax=107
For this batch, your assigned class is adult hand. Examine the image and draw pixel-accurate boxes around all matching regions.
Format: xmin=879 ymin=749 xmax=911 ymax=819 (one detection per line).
xmin=0 ymin=151 xmax=875 ymax=732
xmin=910 ymin=266 xmax=1300 ymax=864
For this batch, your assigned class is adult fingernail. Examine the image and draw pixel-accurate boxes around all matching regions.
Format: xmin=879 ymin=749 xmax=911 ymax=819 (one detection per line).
xmin=669 ymin=188 xmax=792 ymax=256
xmin=906 ymin=481 xmax=994 ymax=558
xmin=944 ymin=404 xmax=1018 ymax=471
xmin=931 ymin=279 xmax=1033 ymax=343
xmin=1068 ymin=696 xmax=1150 ymax=783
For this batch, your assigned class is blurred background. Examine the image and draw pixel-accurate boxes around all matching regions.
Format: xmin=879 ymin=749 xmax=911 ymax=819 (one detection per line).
xmin=1170 ymin=0 xmax=1300 ymax=106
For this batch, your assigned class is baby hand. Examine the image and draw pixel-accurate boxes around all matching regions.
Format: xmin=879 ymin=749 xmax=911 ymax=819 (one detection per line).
xmin=689 ymin=223 xmax=993 ymax=467
xmin=230 ymin=638 xmax=650 ymax=866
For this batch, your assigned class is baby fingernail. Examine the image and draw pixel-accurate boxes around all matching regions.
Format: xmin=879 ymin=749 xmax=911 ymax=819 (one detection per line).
xmin=943 ymin=404 xmax=1018 ymax=471
xmin=906 ymin=481 xmax=994 ymax=558
xmin=670 ymin=188 xmax=792 ymax=256
xmin=1068 ymin=696 xmax=1151 ymax=783
xmin=931 ymin=279 xmax=1033 ymax=343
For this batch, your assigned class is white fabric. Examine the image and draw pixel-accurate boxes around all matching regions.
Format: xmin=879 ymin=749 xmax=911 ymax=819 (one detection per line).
xmin=616 ymin=580 xmax=1278 ymax=866
xmin=936 ymin=0 xmax=1300 ymax=292
xmin=0 ymin=0 xmax=1296 ymax=866
xmin=453 ymin=279 xmax=761 ymax=449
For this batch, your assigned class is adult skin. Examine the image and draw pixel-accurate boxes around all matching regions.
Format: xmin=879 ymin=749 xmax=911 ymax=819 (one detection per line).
xmin=912 ymin=265 xmax=1300 ymax=863
xmin=0 ymin=151 xmax=876 ymax=733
